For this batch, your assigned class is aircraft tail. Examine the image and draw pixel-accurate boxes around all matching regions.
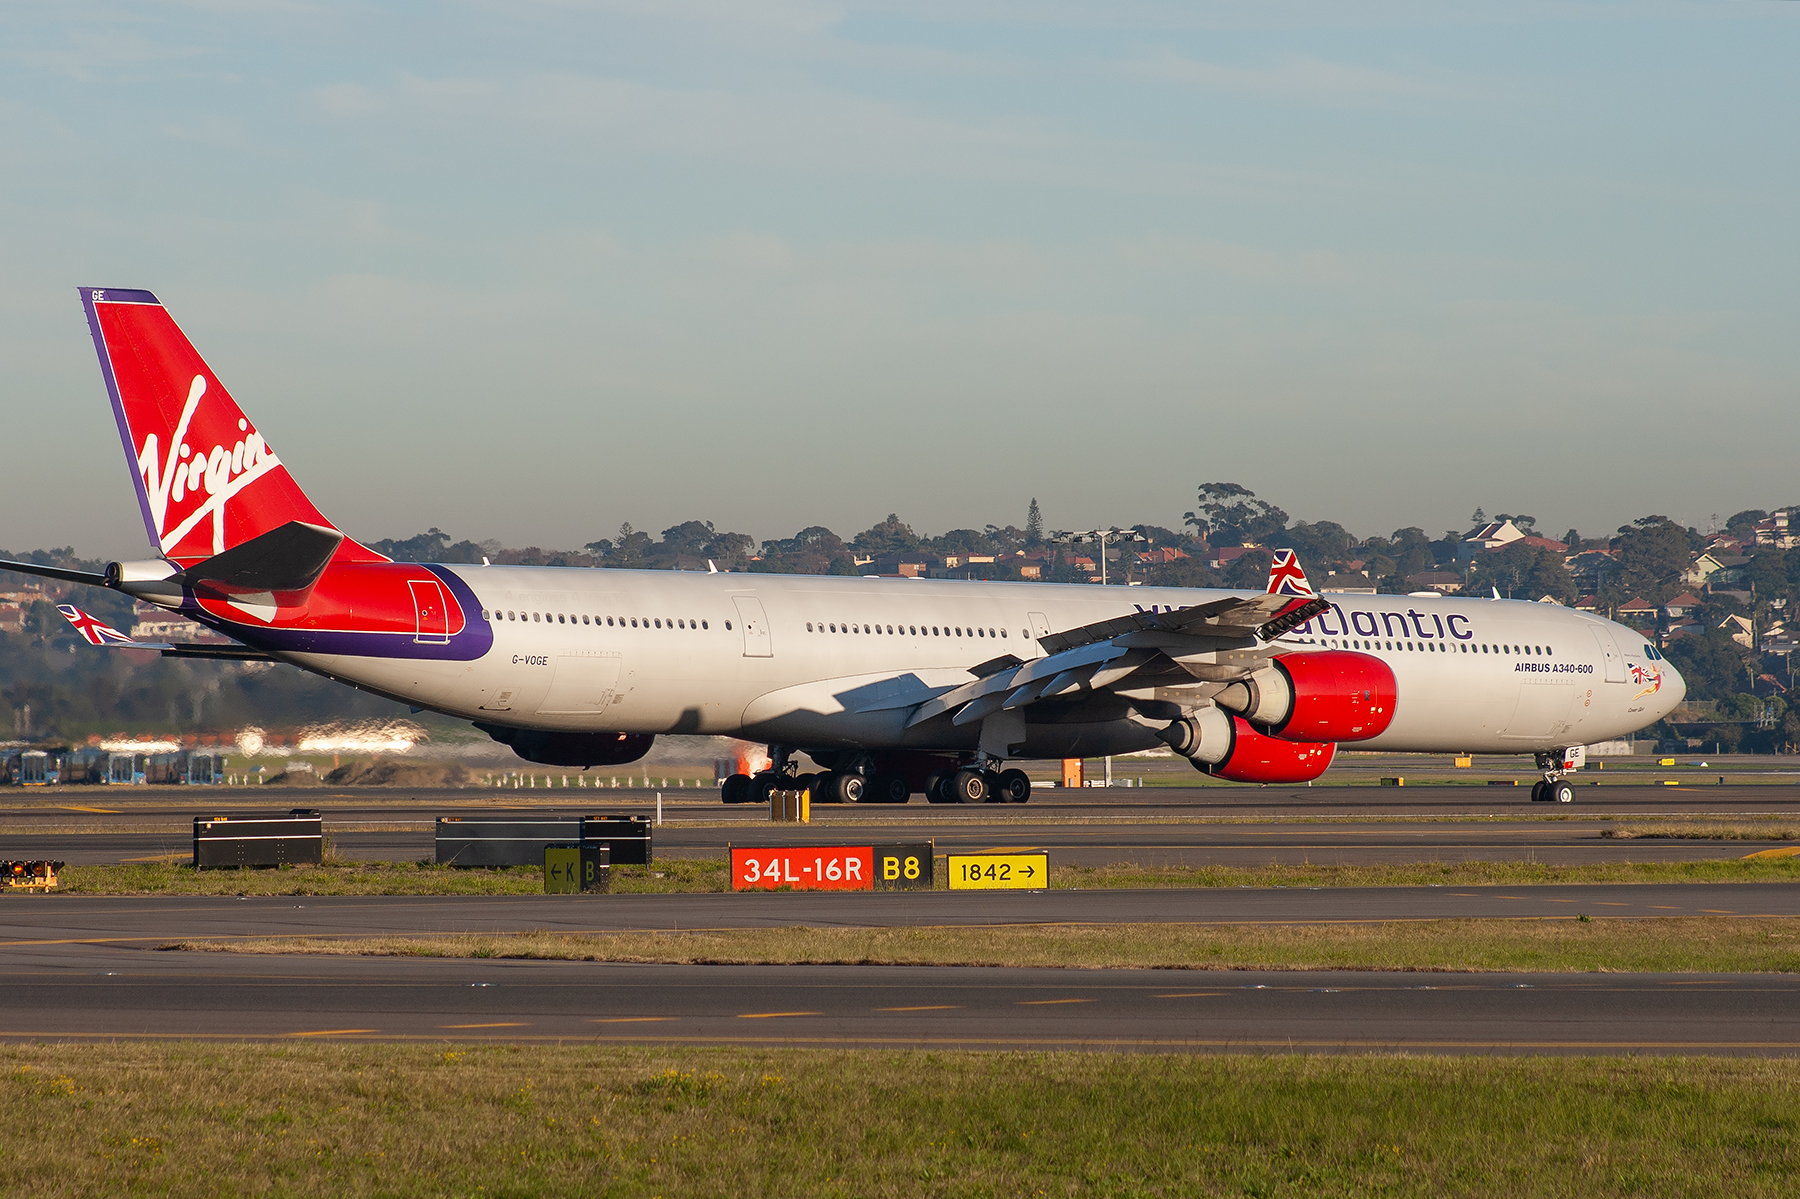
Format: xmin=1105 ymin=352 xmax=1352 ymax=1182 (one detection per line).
xmin=78 ymin=288 xmax=381 ymax=568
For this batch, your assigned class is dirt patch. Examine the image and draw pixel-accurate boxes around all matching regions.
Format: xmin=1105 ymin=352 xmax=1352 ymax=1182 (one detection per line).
xmin=321 ymin=758 xmax=473 ymax=787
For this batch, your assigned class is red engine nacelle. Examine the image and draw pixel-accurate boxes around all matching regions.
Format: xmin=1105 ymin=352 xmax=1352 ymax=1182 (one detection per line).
xmin=1215 ymin=650 xmax=1396 ymax=744
xmin=1159 ymin=709 xmax=1336 ymax=784
xmin=1206 ymin=715 xmax=1335 ymax=784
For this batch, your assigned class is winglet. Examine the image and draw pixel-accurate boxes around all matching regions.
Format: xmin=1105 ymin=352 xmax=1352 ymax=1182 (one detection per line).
xmin=56 ymin=604 xmax=147 ymax=647
xmin=1265 ymin=549 xmax=1316 ymax=598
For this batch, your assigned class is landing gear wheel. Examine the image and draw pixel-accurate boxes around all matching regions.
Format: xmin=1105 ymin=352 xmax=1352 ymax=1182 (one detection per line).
xmin=1530 ymin=781 xmax=1547 ymax=803
xmin=924 ymin=771 xmax=952 ymax=804
xmin=995 ymin=768 xmax=1032 ymax=804
xmin=829 ymin=772 xmax=865 ymax=804
xmin=721 ymin=773 xmax=753 ymax=804
xmin=1550 ymin=780 xmax=1575 ymax=804
xmin=868 ymin=770 xmax=911 ymax=804
xmin=951 ymin=769 xmax=990 ymax=804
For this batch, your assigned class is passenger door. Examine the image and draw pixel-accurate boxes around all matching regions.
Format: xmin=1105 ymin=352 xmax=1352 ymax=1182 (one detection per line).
xmin=732 ymin=595 xmax=773 ymax=657
xmin=1590 ymin=626 xmax=1626 ymax=683
xmin=409 ymin=579 xmax=450 ymax=644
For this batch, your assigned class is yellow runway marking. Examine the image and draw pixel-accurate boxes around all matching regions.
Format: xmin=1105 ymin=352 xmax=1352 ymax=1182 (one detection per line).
xmin=1595 ymin=902 xmax=1629 ymax=906
xmin=1018 ymin=998 xmax=1093 ymax=1006
xmin=1650 ymin=906 xmax=1682 ymax=910
xmin=590 ymin=1017 xmax=673 ymax=1024
xmin=877 ymin=1005 xmax=961 ymax=1012
xmin=1156 ymin=993 xmax=1224 ymax=999
xmin=736 ymin=1011 xmax=819 ymax=1019
xmin=440 ymin=1022 xmax=528 ymax=1029
xmin=58 ymin=805 xmax=121 ymax=814
xmin=120 ymin=853 xmax=187 ymax=863
xmin=286 ymin=1029 xmax=378 ymax=1037
xmin=1700 ymin=910 xmax=1736 ymax=915
xmin=1743 ymin=846 xmax=1800 ymax=860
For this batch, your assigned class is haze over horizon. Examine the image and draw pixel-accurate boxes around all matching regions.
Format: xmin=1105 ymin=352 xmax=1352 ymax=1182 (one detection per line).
xmin=3 ymin=2 xmax=1795 ymax=561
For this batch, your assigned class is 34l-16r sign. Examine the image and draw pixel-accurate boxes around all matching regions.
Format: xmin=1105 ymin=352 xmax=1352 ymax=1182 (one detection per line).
xmin=730 ymin=844 xmax=932 ymax=891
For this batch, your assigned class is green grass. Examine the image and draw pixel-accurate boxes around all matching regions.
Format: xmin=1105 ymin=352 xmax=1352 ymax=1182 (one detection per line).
xmin=1605 ymin=821 xmax=1800 ymax=841
xmin=53 ymin=859 xmax=730 ymax=896
xmin=41 ymin=853 xmax=1800 ymax=895
xmin=4 ymin=1044 xmax=1799 ymax=1196
xmin=167 ymin=916 xmax=1800 ymax=974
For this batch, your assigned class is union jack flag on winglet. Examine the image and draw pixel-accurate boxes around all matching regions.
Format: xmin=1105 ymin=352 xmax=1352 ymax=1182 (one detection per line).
xmin=1264 ymin=549 xmax=1316 ymax=598
xmin=56 ymin=604 xmax=140 ymax=647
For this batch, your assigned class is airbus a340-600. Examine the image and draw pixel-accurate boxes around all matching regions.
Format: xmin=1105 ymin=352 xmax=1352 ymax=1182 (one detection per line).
xmin=5 ymin=289 xmax=1684 ymax=805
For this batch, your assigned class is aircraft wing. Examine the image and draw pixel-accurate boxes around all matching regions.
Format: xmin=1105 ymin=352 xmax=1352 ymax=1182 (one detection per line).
xmin=899 ymin=549 xmax=1328 ymax=730
xmin=55 ymin=604 xmax=277 ymax=662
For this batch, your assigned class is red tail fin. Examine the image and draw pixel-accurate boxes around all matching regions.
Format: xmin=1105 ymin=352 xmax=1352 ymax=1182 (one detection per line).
xmin=79 ymin=288 xmax=381 ymax=567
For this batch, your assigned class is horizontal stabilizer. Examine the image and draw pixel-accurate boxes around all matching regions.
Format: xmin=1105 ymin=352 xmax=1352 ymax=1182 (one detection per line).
xmin=1 ymin=558 xmax=109 ymax=587
xmin=178 ymin=520 xmax=343 ymax=601
xmin=56 ymin=602 xmax=272 ymax=660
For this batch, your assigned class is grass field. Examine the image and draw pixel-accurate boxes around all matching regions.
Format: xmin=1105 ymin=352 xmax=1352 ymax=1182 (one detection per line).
xmin=4 ymin=1043 xmax=1797 ymax=1197
xmin=166 ymin=916 xmax=1800 ymax=974
xmin=41 ymin=853 xmax=1800 ymax=895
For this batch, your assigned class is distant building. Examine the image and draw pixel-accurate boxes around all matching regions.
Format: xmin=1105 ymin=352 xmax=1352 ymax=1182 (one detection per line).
xmin=0 ymin=604 xmax=23 ymax=635
xmin=1616 ymin=597 xmax=1657 ymax=623
xmin=1458 ymin=520 xmax=1526 ymax=561
xmin=1718 ymin=613 xmax=1755 ymax=649
xmin=1405 ymin=571 xmax=1464 ymax=594
xmin=1663 ymin=591 xmax=1704 ymax=619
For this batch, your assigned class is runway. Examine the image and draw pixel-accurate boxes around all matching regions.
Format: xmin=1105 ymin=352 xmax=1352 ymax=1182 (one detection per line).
xmin=4 ymin=783 xmax=1798 ymax=867
xmin=7 ymin=881 xmax=1798 ymax=1056
xmin=5 ymin=950 xmax=1797 ymax=1055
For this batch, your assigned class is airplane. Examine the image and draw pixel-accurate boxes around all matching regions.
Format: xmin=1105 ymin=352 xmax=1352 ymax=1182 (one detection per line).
xmin=2 ymin=287 xmax=1685 ymax=807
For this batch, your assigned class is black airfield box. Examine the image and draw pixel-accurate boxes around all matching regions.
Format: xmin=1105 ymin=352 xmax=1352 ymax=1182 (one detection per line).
xmin=193 ymin=810 xmax=324 ymax=868
xmin=581 ymin=816 xmax=652 ymax=865
xmin=435 ymin=815 xmax=652 ymax=867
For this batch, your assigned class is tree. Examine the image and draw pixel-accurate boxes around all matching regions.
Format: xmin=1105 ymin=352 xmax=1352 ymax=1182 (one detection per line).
xmin=607 ymin=523 xmax=652 ymax=568
xmin=1560 ymin=529 xmax=1581 ymax=552
xmin=1390 ymin=527 xmax=1436 ymax=577
xmin=1469 ymin=507 xmax=1486 ymax=526
xmin=658 ymin=520 xmax=716 ymax=557
xmin=851 ymin=514 xmax=920 ymax=557
xmin=1614 ymin=515 xmax=1693 ymax=599
xmin=702 ymin=531 xmax=755 ymax=566
xmin=1662 ymin=630 xmax=1752 ymax=702
xmin=1186 ymin=483 xmax=1287 ymax=547
xmin=929 ymin=528 xmax=996 ymax=556
xmin=1025 ymin=498 xmax=1044 ymax=546
xmin=1474 ymin=542 xmax=1575 ymax=601
xmin=1283 ymin=520 xmax=1356 ymax=567
xmin=1726 ymin=509 xmax=1768 ymax=536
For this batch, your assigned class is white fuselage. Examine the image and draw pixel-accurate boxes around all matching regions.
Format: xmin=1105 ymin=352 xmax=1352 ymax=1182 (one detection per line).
xmin=288 ymin=569 xmax=1683 ymax=759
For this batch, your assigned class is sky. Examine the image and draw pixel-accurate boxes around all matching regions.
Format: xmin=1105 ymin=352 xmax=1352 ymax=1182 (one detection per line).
xmin=2 ymin=1 xmax=1796 ymax=561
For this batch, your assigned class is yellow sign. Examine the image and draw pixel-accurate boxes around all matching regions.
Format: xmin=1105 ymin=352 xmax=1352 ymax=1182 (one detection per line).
xmin=947 ymin=853 xmax=1048 ymax=890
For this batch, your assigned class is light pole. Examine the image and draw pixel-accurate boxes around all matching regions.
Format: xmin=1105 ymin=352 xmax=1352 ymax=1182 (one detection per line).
xmin=1051 ymin=528 xmax=1148 ymax=586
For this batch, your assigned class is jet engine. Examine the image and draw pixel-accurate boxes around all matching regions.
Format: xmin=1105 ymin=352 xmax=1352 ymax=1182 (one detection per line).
xmin=1212 ymin=651 xmax=1396 ymax=744
xmin=1157 ymin=707 xmax=1336 ymax=784
xmin=474 ymin=724 xmax=654 ymax=767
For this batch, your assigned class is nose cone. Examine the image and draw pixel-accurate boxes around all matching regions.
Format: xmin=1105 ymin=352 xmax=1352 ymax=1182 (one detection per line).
xmin=1658 ymin=657 xmax=1687 ymax=717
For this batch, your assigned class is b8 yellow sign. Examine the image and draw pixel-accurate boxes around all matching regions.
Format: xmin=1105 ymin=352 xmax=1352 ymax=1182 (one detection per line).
xmin=873 ymin=843 xmax=933 ymax=891
xmin=946 ymin=853 xmax=1048 ymax=890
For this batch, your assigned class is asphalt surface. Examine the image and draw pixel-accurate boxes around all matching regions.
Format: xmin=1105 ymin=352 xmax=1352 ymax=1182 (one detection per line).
xmin=5 ymin=951 xmax=1797 ymax=1054
xmin=7 ymin=885 xmax=1800 ymax=944
xmin=7 ymin=780 xmax=1797 ymax=1056
xmin=5 ymin=783 xmax=1799 ymax=866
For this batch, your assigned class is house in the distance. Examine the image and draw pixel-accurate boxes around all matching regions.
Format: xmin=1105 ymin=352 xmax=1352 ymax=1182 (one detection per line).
xmin=1616 ymin=597 xmax=1658 ymax=624
xmin=1406 ymin=571 xmax=1465 ymax=594
xmin=1458 ymin=520 xmax=1526 ymax=561
xmin=1663 ymin=591 xmax=1704 ymax=619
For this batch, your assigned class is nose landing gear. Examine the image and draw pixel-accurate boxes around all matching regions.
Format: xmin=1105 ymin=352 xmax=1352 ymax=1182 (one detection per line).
xmin=1531 ymin=750 xmax=1577 ymax=804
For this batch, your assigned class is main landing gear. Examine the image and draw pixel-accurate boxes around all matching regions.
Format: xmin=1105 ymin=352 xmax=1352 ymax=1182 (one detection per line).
xmin=923 ymin=765 xmax=1031 ymax=805
xmin=1530 ymin=750 xmax=1577 ymax=805
xmin=720 ymin=747 xmax=1032 ymax=805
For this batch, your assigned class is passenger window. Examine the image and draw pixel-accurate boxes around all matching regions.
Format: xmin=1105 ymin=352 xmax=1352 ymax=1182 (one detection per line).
xmin=630 ymin=618 xmax=638 ymax=627
xmin=1001 ymin=629 xmax=1007 ymax=638
xmin=829 ymin=624 xmax=836 ymax=633
xmin=725 ymin=621 xmax=732 ymax=630
xmin=481 ymin=609 xmax=490 ymax=620
xmin=557 ymin=614 xmax=564 ymax=624
xmin=607 ymin=617 xmax=614 ymax=626
xmin=702 ymin=621 xmax=708 ymax=629
xmin=807 ymin=622 xmax=813 ymax=632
